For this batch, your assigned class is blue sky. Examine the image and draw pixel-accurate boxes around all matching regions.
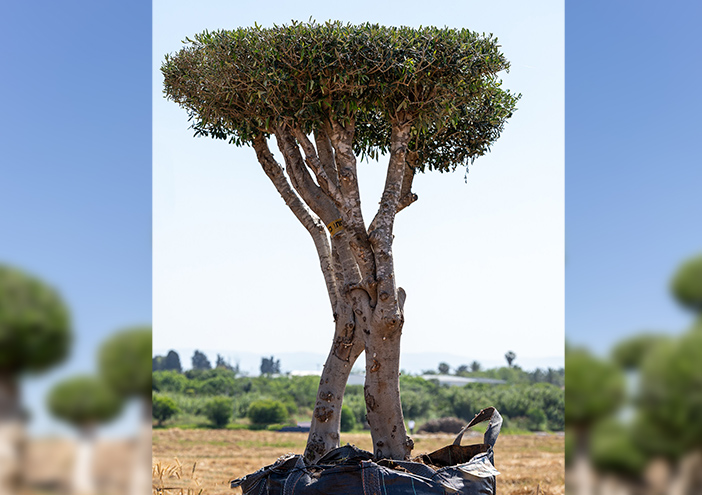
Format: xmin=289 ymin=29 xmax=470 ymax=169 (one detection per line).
xmin=566 ymin=1 xmax=702 ymax=354
xmin=2 ymin=0 xmax=700 ymax=435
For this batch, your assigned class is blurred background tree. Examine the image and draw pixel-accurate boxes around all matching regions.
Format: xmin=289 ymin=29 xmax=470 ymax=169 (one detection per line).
xmin=191 ymin=350 xmax=212 ymax=371
xmin=98 ymin=326 xmax=151 ymax=495
xmin=505 ymin=351 xmax=516 ymax=368
xmin=0 ymin=264 xmax=72 ymax=493
xmin=0 ymin=265 xmax=72 ymax=416
xmin=47 ymin=375 xmax=123 ymax=495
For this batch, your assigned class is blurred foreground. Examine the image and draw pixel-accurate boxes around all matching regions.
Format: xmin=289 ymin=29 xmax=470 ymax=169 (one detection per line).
xmin=0 ymin=263 xmax=151 ymax=495
xmin=566 ymin=254 xmax=702 ymax=495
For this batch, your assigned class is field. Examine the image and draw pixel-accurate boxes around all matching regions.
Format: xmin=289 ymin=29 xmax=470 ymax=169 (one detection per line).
xmin=152 ymin=429 xmax=564 ymax=495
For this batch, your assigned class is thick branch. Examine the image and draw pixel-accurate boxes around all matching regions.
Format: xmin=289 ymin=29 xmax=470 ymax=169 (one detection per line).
xmin=396 ymin=152 xmax=418 ymax=214
xmin=291 ymin=126 xmax=345 ymax=208
xmin=314 ymin=128 xmax=339 ymax=189
xmin=367 ymin=122 xmax=412 ymax=313
xmin=273 ymin=125 xmax=340 ymax=225
xmin=252 ymin=135 xmax=338 ymax=310
xmin=369 ymin=122 xmax=411 ymax=234
xmin=324 ymin=118 xmax=377 ymax=300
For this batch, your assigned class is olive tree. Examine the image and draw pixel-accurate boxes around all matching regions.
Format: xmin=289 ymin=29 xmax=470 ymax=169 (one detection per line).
xmin=0 ymin=264 xmax=71 ymax=492
xmin=565 ymin=346 xmax=625 ymax=495
xmin=0 ymin=265 xmax=71 ymax=415
xmin=47 ymin=376 xmax=123 ymax=495
xmin=162 ymin=21 xmax=517 ymax=461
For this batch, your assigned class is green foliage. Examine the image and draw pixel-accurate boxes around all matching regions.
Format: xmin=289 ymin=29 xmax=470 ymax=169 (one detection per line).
xmin=526 ymin=407 xmax=547 ymax=431
xmin=340 ymin=405 xmax=357 ymax=432
xmin=247 ymin=399 xmax=289 ymax=426
xmin=99 ymin=327 xmax=152 ymax=399
xmin=0 ymin=264 xmax=71 ymax=374
xmin=590 ymin=419 xmax=648 ymax=476
xmin=671 ymin=254 xmax=702 ymax=314
xmin=203 ymin=396 xmax=233 ymax=428
xmin=47 ymin=375 xmax=123 ymax=429
xmin=162 ymin=21 xmax=518 ymax=172
xmin=153 ymin=371 xmax=563 ymax=432
xmin=152 ymin=370 xmax=189 ymax=393
xmin=437 ymin=362 xmax=450 ymax=374
xmin=565 ymin=347 xmax=625 ymax=429
xmin=611 ymin=333 xmax=667 ymax=370
xmin=565 ymin=429 xmax=575 ymax=467
xmin=152 ymin=393 xmax=179 ymax=426
xmin=637 ymin=329 xmax=702 ymax=455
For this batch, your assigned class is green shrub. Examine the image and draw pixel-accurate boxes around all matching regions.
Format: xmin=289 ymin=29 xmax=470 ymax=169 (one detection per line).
xmin=340 ymin=405 xmax=357 ymax=432
xmin=203 ymin=396 xmax=233 ymax=428
xmin=247 ymin=399 xmax=289 ymax=425
xmin=153 ymin=394 xmax=179 ymax=426
xmin=526 ymin=407 xmax=547 ymax=431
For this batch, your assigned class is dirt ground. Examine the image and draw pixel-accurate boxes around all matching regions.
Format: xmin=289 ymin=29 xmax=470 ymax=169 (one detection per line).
xmin=152 ymin=429 xmax=564 ymax=495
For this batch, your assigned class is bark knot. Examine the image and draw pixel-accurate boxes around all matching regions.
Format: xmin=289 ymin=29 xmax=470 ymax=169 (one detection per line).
xmin=314 ymin=406 xmax=334 ymax=423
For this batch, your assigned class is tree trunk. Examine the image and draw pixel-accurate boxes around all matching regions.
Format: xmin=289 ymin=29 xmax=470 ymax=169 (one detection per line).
xmin=304 ymin=305 xmax=363 ymax=462
xmin=363 ymin=323 xmax=412 ymax=460
xmin=0 ymin=374 xmax=24 ymax=494
xmin=129 ymin=398 xmax=152 ymax=495
xmin=74 ymin=427 xmax=96 ymax=495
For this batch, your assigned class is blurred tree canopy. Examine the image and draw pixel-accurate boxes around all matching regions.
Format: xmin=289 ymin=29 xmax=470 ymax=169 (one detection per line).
xmin=0 ymin=264 xmax=71 ymax=374
xmin=99 ymin=326 xmax=152 ymax=399
xmin=565 ymin=347 xmax=625 ymax=430
xmin=671 ymin=254 xmax=702 ymax=315
xmin=611 ymin=333 xmax=668 ymax=371
xmin=47 ymin=375 xmax=123 ymax=431
xmin=637 ymin=329 xmax=702 ymax=458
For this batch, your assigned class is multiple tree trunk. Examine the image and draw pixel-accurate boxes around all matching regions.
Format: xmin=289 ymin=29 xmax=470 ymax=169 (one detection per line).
xmin=251 ymin=115 xmax=417 ymax=462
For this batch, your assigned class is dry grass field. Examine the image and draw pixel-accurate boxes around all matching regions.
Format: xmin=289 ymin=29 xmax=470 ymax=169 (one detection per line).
xmin=152 ymin=429 xmax=564 ymax=495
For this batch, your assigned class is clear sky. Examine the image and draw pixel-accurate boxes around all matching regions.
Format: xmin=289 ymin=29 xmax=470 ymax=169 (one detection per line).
xmin=153 ymin=0 xmax=566 ymax=369
xmin=566 ymin=1 xmax=702 ymax=354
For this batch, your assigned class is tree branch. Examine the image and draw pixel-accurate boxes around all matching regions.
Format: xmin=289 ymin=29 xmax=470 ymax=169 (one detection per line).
xmin=252 ymin=135 xmax=339 ymax=311
xmin=367 ymin=121 xmax=412 ymax=315
xmin=273 ymin=125 xmax=340 ymax=226
xmin=396 ymin=152 xmax=418 ymax=214
xmin=314 ymin=128 xmax=339 ymax=189
xmin=290 ymin=126 xmax=345 ymax=209
xmin=323 ymin=118 xmax=378 ymax=301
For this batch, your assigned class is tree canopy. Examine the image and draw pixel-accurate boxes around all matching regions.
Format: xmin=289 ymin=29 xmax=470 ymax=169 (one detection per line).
xmin=565 ymin=347 xmax=625 ymax=429
xmin=99 ymin=326 xmax=152 ymax=399
xmin=192 ymin=350 xmax=212 ymax=371
xmin=47 ymin=375 xmax=123 ymax=429
xmin=671 ymin=254 xmax=702 ymax=314
xmin=162 ymin=21 xmax=518 ymax=172
xmin=0 ymin=264 xmax=71 ymax=374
